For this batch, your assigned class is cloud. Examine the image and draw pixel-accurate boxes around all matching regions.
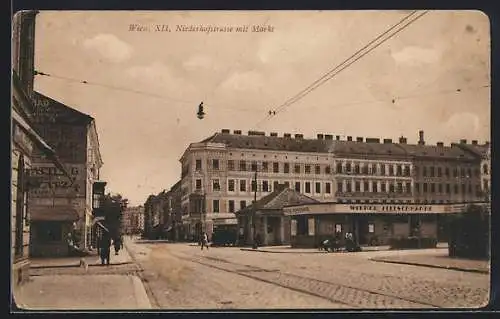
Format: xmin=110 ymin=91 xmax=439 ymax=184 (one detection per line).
xmin=83 ymin=34 xmax=133 ymax=63
xmin=391 ymin=46 xmax=441 ymax=66
xmin=442 ymin=112 xmax=480 ymax=140
xmin=182 ymin=55 xmax=215 ymax=71
xmin=125 ymin=61 xmax=197 ymax=96
xmin=220 ymin=71 xmax=264 ymax=91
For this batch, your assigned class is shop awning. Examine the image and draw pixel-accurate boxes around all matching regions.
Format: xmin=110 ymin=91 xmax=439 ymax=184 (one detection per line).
xmin=30 ymin=206 xmax=79 ymax=222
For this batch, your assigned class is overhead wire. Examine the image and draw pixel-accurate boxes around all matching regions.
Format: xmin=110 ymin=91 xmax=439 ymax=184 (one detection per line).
xmin=34 ymin=70 xmax=269 ymax=114
xmin=253 ymin=10 xmax=430 ymax=129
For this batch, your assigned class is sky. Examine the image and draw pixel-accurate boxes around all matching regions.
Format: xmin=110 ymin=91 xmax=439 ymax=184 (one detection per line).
xmin=33 ymin=10 xmax=491 ymax=206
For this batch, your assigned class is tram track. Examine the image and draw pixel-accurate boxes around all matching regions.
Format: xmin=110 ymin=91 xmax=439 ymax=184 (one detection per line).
xmin=171 ymin=252 xmax=441 ymax=309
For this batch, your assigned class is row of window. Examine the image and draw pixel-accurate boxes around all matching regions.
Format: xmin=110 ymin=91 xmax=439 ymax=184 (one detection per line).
xmin=193 ymin=158 xmax=489 ymax=182
xmin=336 ymin=180 xmax=412 ymax=194
xmin=197 ymin=178 xmax=333 ymax=195
xmin=414 ymin=182 xmax=480 ymax=195
xmin=415 ymin=166 xmax=478 ymax=178
xmin=195 ymin=158 xmax=417 ymax=177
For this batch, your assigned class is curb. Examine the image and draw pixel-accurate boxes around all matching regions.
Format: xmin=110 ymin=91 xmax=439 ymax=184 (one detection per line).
xmin=123 ymin=241 xmax=160 ymax=309
xmin=130 ymin=275 xmax=153 ymax=309
xmin=30 ymin=261 xmax=132 ymax=270
xmin=240 ymin=248 xmax=325 ymax=254
xmin=370 ymin=258 xmax=490 ymax=274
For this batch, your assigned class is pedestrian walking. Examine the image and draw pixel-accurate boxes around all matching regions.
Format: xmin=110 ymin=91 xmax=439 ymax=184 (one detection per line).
xmin=201 ymin=232 xmax=209 ymax=250
xmin=99 ymin=233 xmax=112 ymax=265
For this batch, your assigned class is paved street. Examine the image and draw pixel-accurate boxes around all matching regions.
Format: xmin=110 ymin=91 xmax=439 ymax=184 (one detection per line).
xmin=125 ymin=238 xmax=490 ymax=309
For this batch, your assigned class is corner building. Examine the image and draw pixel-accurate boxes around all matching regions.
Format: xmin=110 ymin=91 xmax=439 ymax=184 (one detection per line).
xmin=180 ymin=129 xmax=486 ymax=241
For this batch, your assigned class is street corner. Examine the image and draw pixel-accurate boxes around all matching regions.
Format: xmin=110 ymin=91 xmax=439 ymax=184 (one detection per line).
xmin=131 ymin=275 xmax=153 ymax=309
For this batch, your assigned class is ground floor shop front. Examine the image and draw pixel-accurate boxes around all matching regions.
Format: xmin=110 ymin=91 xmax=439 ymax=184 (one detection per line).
xmin=237 ymin=214 xmax=291 ymax=247
xmin=284 ymin=203 xmax=465 ymax=249
xmin=182 ymin=217 xmax=237 ymax=242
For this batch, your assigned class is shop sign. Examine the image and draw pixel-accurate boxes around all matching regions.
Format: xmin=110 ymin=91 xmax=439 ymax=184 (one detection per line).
xmin=286 ymin=206 xmax=310 ymax=214
xmin=348 ymin=205 xmax=433 ymax=213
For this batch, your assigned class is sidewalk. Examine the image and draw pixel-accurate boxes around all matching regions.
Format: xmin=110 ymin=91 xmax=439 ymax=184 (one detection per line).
xmin=240 ymin=245 xmax=392 ymax=254
xmin=239 ymin=242 xmax=448 ymax=254
xmin=14 ymin=274 xmax=152 ymax=310
xmin=370 ymin=251 xmax=490 ymax=274
xmin=30 ymin=247 xmax=133 ymax=269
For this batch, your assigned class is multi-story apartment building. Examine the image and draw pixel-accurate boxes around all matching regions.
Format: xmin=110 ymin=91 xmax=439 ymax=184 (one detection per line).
xmin=11 ymin=10 xmax=73 ymax=288
xmin=454 ymin=140 xmax=491 ymax=201
xmin=122 ymin=206 xmax=145 ymax=235
xmin=28 ymin=92 xmax=103 ymax=256
xmin=180 ymin=129 xmax=486 ymax=240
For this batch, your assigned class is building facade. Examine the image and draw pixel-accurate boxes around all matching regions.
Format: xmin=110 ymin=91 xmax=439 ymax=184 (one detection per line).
xmin=180 ymin=129 xmax=486 ymax=241
xmin=27 ymin=92 xmax=103 ymax=257
xmin=11 ymin=10 xmax=73 ymax=288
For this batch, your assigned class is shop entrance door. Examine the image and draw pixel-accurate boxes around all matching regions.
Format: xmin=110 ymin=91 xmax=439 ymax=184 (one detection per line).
xmin=357 ymin=217 xmax=369 ymax=245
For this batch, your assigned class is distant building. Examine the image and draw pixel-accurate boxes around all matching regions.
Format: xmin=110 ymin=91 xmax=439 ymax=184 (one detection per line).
xmin=179 ymin=129 xmax=486 ymax=241
xmin=122 ymin=206 xmax=145 ymax=235
xmin=28 ymin=92 xmax=103 ymax=257
xmin=143 ymin=181 xmax=182 ymax=240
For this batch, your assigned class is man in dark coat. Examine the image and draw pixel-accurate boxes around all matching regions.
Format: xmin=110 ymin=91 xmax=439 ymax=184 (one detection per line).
xmin=99 ymin=233 xmax=112 ymax=265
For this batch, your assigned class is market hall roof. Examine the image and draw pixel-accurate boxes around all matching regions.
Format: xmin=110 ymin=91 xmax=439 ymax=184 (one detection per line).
xmin=195 ymin=130 xmax=478 ymax=161
xmin=236 ymin=185 xmax=320 ymax=216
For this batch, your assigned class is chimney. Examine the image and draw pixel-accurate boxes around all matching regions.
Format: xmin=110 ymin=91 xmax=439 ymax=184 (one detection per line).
xmin=472 ymin=140 xmax=478 ymax=145
xmin=270 ymin=132 xmax=278 ymax=137
xmin=356 ymin=137 xmax=364 ymax=142
xmin=284 ymin=133 xmax=291 ymax=138
xmin=234 ymin=130 xmax=242 ymax=135
xmin=221 ymin=129 xmax=230 ymax=134
xmin=383 ymin=138 xmax=393 ymax=144
xmin=325 ymin=134 xmax=333 ymax=140
xmin=347 ymin=136 xmax=353 ymax=141
xmin=317 ymin=134 xmax=324 ymax=140
xmin=336 ymin=135 xmax=340 ymax=140
xmin=399 ymin=136 xmax=407 ymax=144
xmin=460 ymin=139 xmax=467 ymax=144
xmin=418 ymin=130 xmax=425 ymax=145
xmin=437 ymin=142 xmax=444 ymax=147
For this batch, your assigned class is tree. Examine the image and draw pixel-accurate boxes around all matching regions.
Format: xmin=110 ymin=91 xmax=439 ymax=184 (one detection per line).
xmin=102 ymin=193 xmax=128 ymax=240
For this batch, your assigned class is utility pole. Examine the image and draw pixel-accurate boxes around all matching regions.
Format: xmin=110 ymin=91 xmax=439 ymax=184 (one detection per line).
xmin=252 ymin=170 xmax=257 ymax=248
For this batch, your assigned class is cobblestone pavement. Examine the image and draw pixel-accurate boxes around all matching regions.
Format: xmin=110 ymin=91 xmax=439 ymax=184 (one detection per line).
xmin=126 ymin=240 xmax=490 ymax=309
xmin=125 ymin=240 xmax=349 ymax=309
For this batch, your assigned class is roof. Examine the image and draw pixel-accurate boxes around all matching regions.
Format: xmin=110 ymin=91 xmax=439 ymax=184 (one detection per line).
xmin=394 ymin=143 xmax=477 ymax=161
xmin=236 ymin=186 xmax=320 ymax=215
xmin=197 ymin=132 xmax=475 ymax=160
xmin=31 ymin=91 xmax=94 ymax=125
xmin=453 ymin=143 xmax=490 ymax=158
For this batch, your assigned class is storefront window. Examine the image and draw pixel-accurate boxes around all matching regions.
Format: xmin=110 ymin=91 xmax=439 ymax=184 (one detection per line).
xmin=368 ymin=223 xmax=375 ymax=233
xmin=335 ymin=224 xmax=342 ymax=233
